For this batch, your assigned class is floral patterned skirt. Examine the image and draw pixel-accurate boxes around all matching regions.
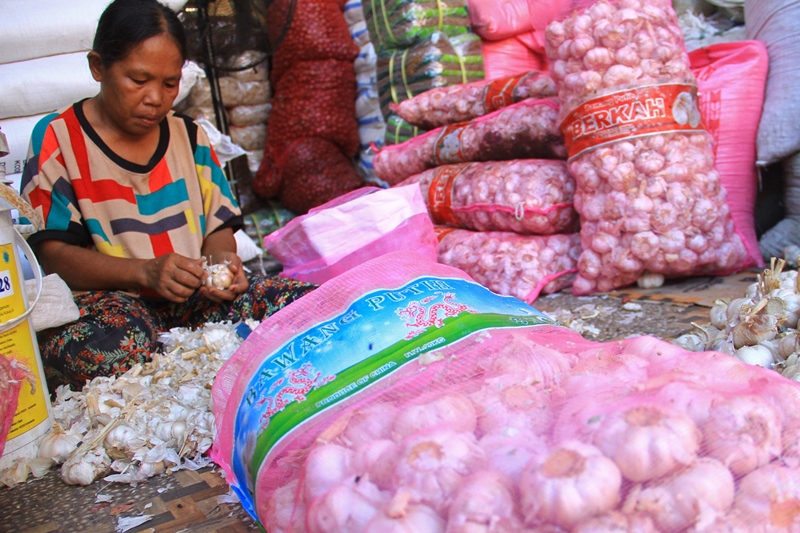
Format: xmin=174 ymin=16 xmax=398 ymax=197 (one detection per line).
xmin=37 ymin=275 xmax=316 ymax=393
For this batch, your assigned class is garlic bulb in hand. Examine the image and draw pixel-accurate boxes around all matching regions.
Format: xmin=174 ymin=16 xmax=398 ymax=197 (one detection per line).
xmin=519 ymin=441 xmax=621 ymax=530
xmin=203 ymin=261 xmax=234 ymax=290
xmin=38 ymin=424 xmax=81 ymax=464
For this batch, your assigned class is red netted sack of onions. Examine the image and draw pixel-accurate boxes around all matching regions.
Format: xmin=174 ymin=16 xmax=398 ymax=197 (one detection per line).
xmin=211 ymin=251 xmax=800 ymax=532
xmin=396 ymin=159 xmax=579 ymax=235
xmin=373 ymin=98 xmax=567 ymax=186
xmin=544 ymin=0 xmax=753 ymax=295
xmin=435 ymin=226 xmax=580 ymax=303
xmin=392 ymin=70 xmax=557 ymax=130
xmin=0 ymin=354 xmax=28 ymax=459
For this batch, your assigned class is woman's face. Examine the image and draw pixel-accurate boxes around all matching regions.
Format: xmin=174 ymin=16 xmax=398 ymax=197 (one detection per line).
xmin=90 ymin=32 xmax=184 ymax=137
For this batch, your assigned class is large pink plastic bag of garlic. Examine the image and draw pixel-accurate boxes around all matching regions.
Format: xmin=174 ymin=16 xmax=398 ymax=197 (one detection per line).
xmin=211 ymin=250 xmax=800 ymax=532
xmin=544 ymin=0 xmax=752 ymax=295
xmin=373 ymin=98 xmax=567 ymax=186
xmin=262 ymin=184 xmax=438 ymax=284
xmin=392 ymin=70 xmax=557 ymax=130
xmin=689 ymin=40 xmax=768 ymax=269
xmin=396 ymin=159 xmax=579 ymax=235
xmin=435 ymin=226 xmax=580 ymax=302
xmin=210 ymin=250 xmax=564 ymax=526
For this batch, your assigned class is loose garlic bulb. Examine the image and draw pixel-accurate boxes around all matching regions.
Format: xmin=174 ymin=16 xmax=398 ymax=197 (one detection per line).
xmin=731 ymin=313 xmax=779 ymax=349
xmin=733 ymin=345 xmax=776 ymax=369
xmin=636 ymin=271 xmax=665 ymax=289
xmin=61 ymin=448 xmax=112 ymax=485
xmin=519 ymin=441 xmax=621 ymax=530
xmin=37 ymin=424 xmax=81 ymax=464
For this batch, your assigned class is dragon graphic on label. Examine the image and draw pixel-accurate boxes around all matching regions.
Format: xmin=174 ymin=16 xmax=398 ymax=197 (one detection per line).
xmin=257 ymin=362 xmax=334 ymax=431
xmin=397 ymin=292 xmax=474 ymax=339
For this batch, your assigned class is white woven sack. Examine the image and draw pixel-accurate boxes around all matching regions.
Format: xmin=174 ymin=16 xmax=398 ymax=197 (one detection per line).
xmin=0 ymin=52 xmax=99 ymax=120
xmin=0 ymin=0 xmax=189 ymax=65
xmin=746 ymin=0 xmax=800 ymax=165
xmin=24 ymin=274 xmax=80 ymax=333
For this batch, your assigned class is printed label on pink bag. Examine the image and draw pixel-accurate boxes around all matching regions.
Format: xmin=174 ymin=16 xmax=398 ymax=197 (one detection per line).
xmin=483 ymin=72 xmax=528 ymax=113
xmin=434 ymin=124 xmax=468 ymax=164
xmin=560 ymin=83 xmax=706 ymax=159
xmin=428 ymin=164 xmax=470 ymax=226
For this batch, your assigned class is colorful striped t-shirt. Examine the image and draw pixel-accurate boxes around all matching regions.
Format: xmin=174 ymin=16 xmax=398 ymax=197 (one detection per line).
xmin=21 ymin=101 xmax=242 ymax=265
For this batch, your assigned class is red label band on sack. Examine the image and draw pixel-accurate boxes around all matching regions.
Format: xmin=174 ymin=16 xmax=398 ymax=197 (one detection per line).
xmin=560 ymin=83 xmax=706 ymax=159
xmin=434 ymin=124 xmax=468 ymax=165
xmin=428 ymin=164 xmax=469 ymax=226
xmin=432 ymin=225 xmax=457 ymax=241
xmin=483 ymin=73 xmax=528 ymax=113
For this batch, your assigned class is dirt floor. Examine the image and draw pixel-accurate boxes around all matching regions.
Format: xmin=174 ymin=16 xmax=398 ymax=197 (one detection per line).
xmin=0 ymin=269 xmax=761 ymax=533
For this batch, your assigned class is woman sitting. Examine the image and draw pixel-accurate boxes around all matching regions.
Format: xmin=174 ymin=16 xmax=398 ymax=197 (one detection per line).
xmin=21 ymin=0 xmax=314 ymax=392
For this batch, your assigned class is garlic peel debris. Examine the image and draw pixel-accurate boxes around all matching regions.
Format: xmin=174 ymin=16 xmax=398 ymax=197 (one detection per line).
xmin=0 ymin=320 xmax=255 ymax=488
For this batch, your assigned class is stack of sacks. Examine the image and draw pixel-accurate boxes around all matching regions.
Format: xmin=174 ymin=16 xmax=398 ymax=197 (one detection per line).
xmin=360 ymin=0 xmax=484 ymax=146
xmin=253 ymin=0 xmax=366 ymax=215
xmin=467 ymin=0 xmax=597 ymax=79
xmin=176 ymin=51 xmax=271 ymax=176
xmin=544 ymin=0 xmax=761 ymax=295
xmin=0 ymin=0 xmax=192 ymax=192
xmin=343 ymin=0 xmax=387 ymax=185
xmin=384 ymin=72 xmax=583 ymax=303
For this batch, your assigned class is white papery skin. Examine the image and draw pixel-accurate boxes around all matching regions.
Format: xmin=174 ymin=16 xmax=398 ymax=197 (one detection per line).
xmin=263 ymin=480 xmax=306 ymax=533
xmin=593 ymin=404 xmax=700 ymax=482
xmin=437 ymin=231 xmax=581 ymax=302
xmin=624 ymin=457 xmax=735 ymax=532
xmin=445 ymin=470 xmax=521 ymax=533
xmin=701 ymin=394 xmax=782 ymax=477
xmin=306 ymin=476 xmax=390 ymax=533
xmin=733 ymin=463 xmax=800 ymax=531
xmin=301 ymin=443 xmax=355 ymax=504
xmin=392 ymin=394 xmax=478 ymax=441
xmin=393 ymin=429 xmax=485 ymax=513
xmin=572 ymin=511 xmax=658 ymax=533
xmin=544 ymin=0 xmax=748 ymax=294
xmin=395 ymin=71 xmax=557 ymax=129
xmin=518 ymin=441 xmax=622 ymax=530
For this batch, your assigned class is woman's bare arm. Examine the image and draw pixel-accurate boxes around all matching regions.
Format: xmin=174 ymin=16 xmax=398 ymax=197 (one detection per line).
xmin=35 ymin=239 xmax=206 ymax=302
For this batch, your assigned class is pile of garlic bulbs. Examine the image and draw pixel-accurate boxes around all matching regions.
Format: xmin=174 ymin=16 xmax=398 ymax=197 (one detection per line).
xmin=673 ymin=258 xmax=800 ymax=379
xmin=0 ymin=320 xmax=256 ymax=488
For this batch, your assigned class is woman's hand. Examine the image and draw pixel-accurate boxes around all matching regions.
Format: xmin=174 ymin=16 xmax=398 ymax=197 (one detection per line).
xmin=199 ymin=251 xmax=248 ymax=303
xmin=144 ymin=253 xmax=206 ymax=302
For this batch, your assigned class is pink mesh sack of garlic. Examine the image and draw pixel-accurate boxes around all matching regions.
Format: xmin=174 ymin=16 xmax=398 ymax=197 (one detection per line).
xmin=396 ymin=159 xmax=579 ymax=235
xmin=373 ymin=98 xmax=567 ymax=186
xmin=211 ymin=251 xmax=800 ymax=532
xmin=435 ymin=226 xmax=580 ymax=303
xmin=544 ymin=0 xmax=753 ymax=295
xmin=392 ymin=70 xmax=557 ymax=130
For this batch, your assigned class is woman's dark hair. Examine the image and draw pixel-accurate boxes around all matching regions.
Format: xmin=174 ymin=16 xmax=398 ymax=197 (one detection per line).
xmin=93 ymin=0 xmax=187 ymax=67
